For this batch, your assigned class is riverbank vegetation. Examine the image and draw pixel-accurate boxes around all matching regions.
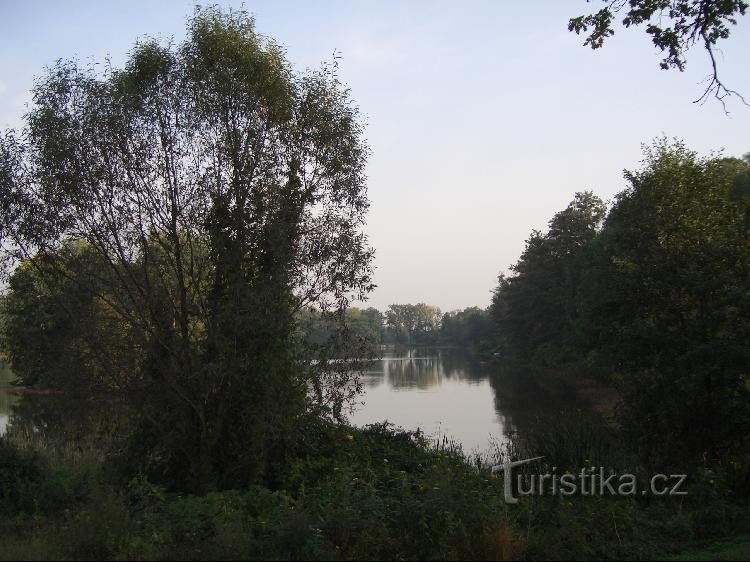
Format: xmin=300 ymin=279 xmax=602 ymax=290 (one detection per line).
xmin=1 ymin=418 xmax=749 ymax=561
xmin=489 ymin=141 xmax=750 ymax=483
xmin=481 ymin=141 xmax=750 ymax=558
xmin=0 ymin=6 xmax=375 ymax=494
xmin=296 ymin=303 xmax=492 ymax=351
xmin=0 ymin=5 xmax=748 ymax=561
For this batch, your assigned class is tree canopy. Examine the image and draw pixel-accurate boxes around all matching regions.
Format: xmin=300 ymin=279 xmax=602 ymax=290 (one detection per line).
xmin=491 ymin=140 xmax=750 ymax=469
xmin=0 ymin=6 xmax=373 ymax=492
xmin=577 ymin=140 xmax=750 ymax=465
xmin=490 ymin=191 xmax=606 ymax=363
xmin=569 ymin=0 xmax=748 ymax=108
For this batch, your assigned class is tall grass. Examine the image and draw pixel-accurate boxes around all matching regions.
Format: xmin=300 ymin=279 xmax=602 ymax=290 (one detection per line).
xmin=0 ymin=416 xmax=747 ymax=560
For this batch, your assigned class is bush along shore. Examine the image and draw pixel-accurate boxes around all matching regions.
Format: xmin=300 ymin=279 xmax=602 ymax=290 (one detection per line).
xmin=1 ymin=418 xmax=748 ymax=561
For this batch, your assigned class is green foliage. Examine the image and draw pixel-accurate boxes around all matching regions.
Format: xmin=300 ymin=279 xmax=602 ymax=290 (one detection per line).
xmin=568 ymin=0 xmax=748 ymax=105
xmin=440 ymin=306 xmax=492 ymax=351
xmin=659 ymin=535 xmax=750 ymax=560
xmin=3 ymin=243 xmax=136 ymax=389
xmin=492 ymin=140 xmax=750 ymax=482
xmin=0 ymin=437 xmax=60 ymax=516
xmin=1 ymin=423 xmax=748 ymax=560
xmin=343 ymin=307 xmax=385 ymax=348
xmin=384 ymin=303 xmax=442 ymax=346
xmin=490 ymin=191 xmax=606 ymax=364
xmin=297 ymin=306 xmax=383 ymax=350
xmin=299 ymin=304 xmax=494 ymax=354
xmin=578 ymin=140 xmax=750 ymax=469
xmin=0 ymin=6 xmax=373 ymax=493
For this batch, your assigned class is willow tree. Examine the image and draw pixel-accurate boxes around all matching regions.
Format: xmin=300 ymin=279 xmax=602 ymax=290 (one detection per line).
xmin=0 ymin=7 xmax=373 ymax=491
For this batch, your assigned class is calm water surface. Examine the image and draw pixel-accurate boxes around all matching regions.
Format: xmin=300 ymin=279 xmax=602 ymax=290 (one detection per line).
xmin=0 ymin=363 xmax=17 ymax=436
xmin=351 ymin=348 xmax=522 ymax=455
xmin=0 ymin=351 xmax=556 ymax=455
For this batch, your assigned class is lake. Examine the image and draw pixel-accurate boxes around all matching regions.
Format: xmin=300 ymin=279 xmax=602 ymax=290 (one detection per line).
xmin=0 ymin=362 xmax=17 ymax=436
xmin=350 ymin=348 xmax=511 ymax=455
xmin=0 ymin=351 xmax=561 ymax=455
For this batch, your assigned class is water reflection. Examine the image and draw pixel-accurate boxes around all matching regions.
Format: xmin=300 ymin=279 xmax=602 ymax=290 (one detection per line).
xmin=353 ymin=348 xmax=509 ymax=454
xmin=488 ymin=362 xmax=579 ymax=437
xmin=0 ymin=362 xmax=18 ymax=436
xmin=0 ymin=359 xmax=131 ymax=455
xmin=361 ymin=348 xmax=489 ymax=390
xmin=353 ymin=348 xmax=585 ymax=456
xmin=0 ymin=391 xmax=17 ymax=436
xmin=1 ymin=351 xmax=583 ymax=459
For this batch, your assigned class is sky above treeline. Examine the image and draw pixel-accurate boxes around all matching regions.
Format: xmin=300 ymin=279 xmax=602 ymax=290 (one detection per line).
xmin=1 ymin=1 xmax=748 ymax=311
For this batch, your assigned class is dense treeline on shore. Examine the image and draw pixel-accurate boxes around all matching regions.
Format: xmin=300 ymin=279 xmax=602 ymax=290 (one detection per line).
xmin=0 ymin=290 xmax=492 ymax=390
xmin=297 ymin=303 xmax=491 ymax=351
xmin=489 ymin=140 xmax=750 ymax=480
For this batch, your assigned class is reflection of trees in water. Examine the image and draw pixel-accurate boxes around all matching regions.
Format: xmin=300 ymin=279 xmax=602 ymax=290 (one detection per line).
xmin=488 ymin=365 xmax=544 ymax=439
xmin=487 ymin=364 xmax=619 ymax=469
xmin=488 ymin=363 xmax=579 ymax=438
xmin=378 ymin=349 xmax=493 ymax=390
xmin=384 ymin=356 xmax=439 ymax=389
xmin=360 ymin=370 xmax=385 ymax=389
xmin=0 ymin=392 xmax=17 ymax=436
xmin=5 ymin=394 xmax=133 ymax=455
xmin=0 ymin=391 xmax=17 ymax=420
xmin=439 ymin=351 xmax=490 ymax=384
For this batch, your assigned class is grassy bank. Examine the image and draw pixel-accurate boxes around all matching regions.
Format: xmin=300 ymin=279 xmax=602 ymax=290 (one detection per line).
xmin=1 ymin=421 xmax=747 ymax=561
xmin=659 ymin=536 xmax=750 ymax=561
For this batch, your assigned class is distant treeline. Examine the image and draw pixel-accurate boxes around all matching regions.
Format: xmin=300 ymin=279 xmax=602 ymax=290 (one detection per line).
xmin=0 ymin=275 xmax=491 ymax=392
xmin=488 ymin=139 xmax=750 ymax=475
xmin=297 ymin=303 xmax=491 ymax=351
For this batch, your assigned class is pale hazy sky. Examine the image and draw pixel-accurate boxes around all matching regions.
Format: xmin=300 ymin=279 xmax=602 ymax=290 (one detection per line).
xmin=1 ymin=1 xmax=748 ymax=311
